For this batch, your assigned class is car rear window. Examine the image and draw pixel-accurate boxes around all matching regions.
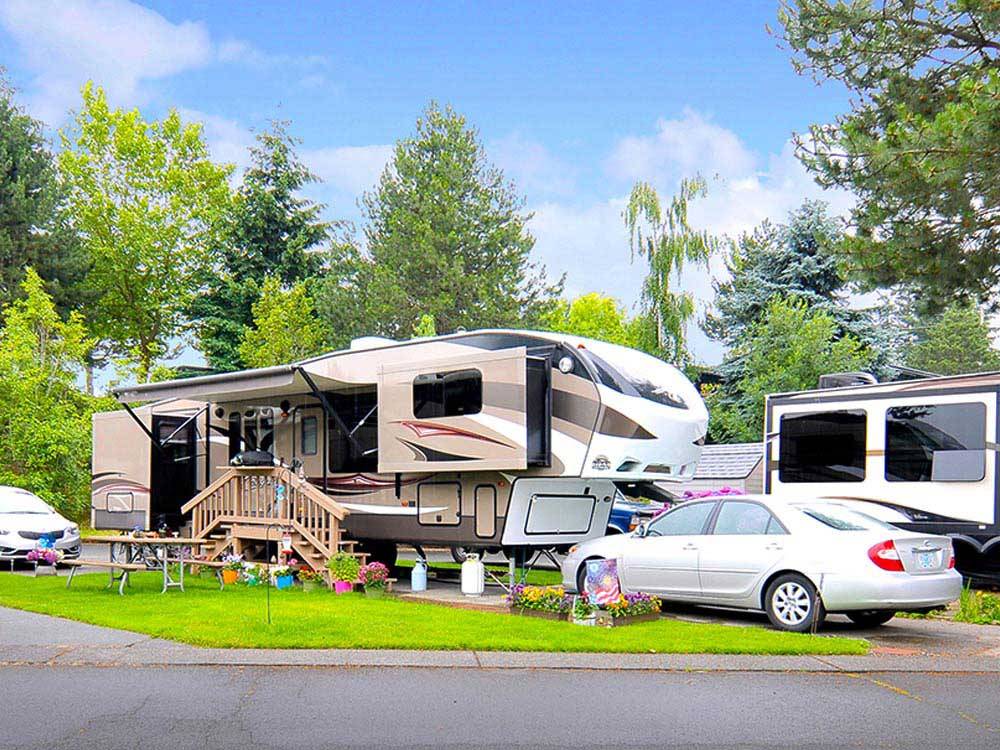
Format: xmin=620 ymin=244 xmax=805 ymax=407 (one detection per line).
xmin=794 ymin=504 xmax=896 ymax=532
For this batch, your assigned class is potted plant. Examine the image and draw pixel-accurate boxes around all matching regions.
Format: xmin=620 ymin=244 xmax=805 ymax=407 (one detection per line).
xmin=26 ymin=547 xmax=62 ymax=566
xmin=506 ymin=584 xmax=572 ymax=621
xmin=271 ymin=561 xmax=296 ymax=590
xmin=221 ymin=553 xmax=243 ymax=585
xmin=360 ymin=561 xmax=390 ymax=598
xmin=571 ymin=593 xmax=597 ymax=626
xmin=297 ymin=568 xmax=324 ymax=592
xmin=241 ymin=562 xmax=264 ymax=586
xmin=326 ymin=551 xmax=360 ymax=594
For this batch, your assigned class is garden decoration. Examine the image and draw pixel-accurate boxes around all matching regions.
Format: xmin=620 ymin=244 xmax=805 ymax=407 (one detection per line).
xmin=241 ymin=562 xmax=264 ymax=586
xmin=360 ymin=561 xmax=390 ymax=597
xmin=297 ymin=568 xmax=324 ymax=592
xmin=27 ymin=546 xmax=63 ymax=576
xmin=583 ymin=558 xmax=621 ymax=606
xmin=326 ymin=551 xmax=361 ymax=594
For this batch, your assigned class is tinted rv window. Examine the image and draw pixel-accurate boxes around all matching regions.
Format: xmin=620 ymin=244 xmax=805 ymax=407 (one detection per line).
xmin=328 ymin=388 xmax=378 ymax=472
xmin=885 ymin=403 xmax=986 ymax=482
xmin=413 ymin=369 xmax=482 ymax=418
xmin=300 ymin=416 xmax=318 ymax=456
xmin=779 ymin=410 xmax=867 ymax=483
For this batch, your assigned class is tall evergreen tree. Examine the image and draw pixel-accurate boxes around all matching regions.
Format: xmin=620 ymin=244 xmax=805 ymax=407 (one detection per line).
xmin=906 ymin=303 xmax=1000 ymax=376
xmin=194 ymin=121 xmax=332 ymax=371
xmin=703 ymin=200 xmax=845 ymax=348
xmin=316 ymin=103 xmax=561 ymax=340
xmin=778 ymin=1 xmax=1000 ymax=308
xmin=0 ymin=72 xmax=88 ymax=316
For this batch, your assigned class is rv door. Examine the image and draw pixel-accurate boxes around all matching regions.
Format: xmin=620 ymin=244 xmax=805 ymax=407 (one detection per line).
xmin=378 ymin=347 xmax=533 ymax=473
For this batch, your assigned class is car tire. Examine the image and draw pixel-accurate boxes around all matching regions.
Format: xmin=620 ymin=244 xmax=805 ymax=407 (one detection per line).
xmin=846 ymin=610 xmax=895 ymax=628
xmin=764 ymin=573 xmax=825 ymax=633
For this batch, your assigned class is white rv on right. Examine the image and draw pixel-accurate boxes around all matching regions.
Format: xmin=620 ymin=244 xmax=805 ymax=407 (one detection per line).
xmin=766 ymin=372 xmax=1000 ymax=583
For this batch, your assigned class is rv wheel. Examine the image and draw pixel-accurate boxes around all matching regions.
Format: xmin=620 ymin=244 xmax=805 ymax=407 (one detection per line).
xmin=450 ymin=546 xmax=476 ymax=564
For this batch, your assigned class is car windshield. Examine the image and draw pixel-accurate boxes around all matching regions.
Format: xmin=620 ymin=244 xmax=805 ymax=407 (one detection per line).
xmin=0 ymin=492 xmax=53 ymax=514
xmin=794 ymin=504 xmax=896 ymax=532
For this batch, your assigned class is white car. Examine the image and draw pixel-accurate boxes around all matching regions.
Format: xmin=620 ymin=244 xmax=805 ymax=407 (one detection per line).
xmin=562 ymin=494 xmax=962 ymax=632
xmin=0 ymin=486 xmax=82 ymax=564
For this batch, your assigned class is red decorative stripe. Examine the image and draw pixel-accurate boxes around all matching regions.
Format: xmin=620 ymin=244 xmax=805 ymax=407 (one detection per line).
xmin=397 ymin=420 xmax=513 ymax=448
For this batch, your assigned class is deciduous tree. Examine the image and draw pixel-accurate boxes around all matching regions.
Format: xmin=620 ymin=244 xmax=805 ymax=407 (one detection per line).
xmin=706 ymin=296 xmax=873 ymax=443
xmin=0 ymin=269 xmax=107 ymax=518
xmin=624 ymin=177 xmax=721 ymax=365
xmin=239 ymin=277 xmax=325 ymax=368
xmin=59 ymin=84 xmax=233 ymax=382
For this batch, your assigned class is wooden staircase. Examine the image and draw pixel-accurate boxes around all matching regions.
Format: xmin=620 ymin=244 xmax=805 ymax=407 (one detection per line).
xmin=181 ymin=466 xmax=359 ymax=571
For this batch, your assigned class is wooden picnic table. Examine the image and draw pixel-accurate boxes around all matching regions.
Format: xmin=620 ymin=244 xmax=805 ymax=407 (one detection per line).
xmin=86 ymin=535 xmax=211 ymax=593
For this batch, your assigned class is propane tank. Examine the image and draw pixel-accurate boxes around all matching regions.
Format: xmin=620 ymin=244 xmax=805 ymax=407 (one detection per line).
xmin=410 ymin=558 xmax=428 ymax=592
xmin=461 ymin=553 xmax=485 ymax=597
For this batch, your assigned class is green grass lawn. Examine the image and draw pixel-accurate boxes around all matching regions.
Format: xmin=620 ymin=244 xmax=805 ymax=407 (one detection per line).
xmin=0 ymin=572 xmax=866 ymax=655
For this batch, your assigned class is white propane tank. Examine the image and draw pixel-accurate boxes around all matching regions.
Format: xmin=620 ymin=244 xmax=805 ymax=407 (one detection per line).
xmin=410 ymin=559 xmax=428 ymax=592
xmin=461 ymin=553 xmax=485 ymax=597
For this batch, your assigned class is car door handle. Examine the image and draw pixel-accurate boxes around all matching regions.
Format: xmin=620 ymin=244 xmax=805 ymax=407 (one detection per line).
xmin=683 ymin=544 xmax=698 ymax=551
xmin=765 ymin=543 xmax=783 ymax=551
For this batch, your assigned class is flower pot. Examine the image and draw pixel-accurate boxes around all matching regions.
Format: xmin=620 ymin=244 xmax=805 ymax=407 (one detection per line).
xmin=275 ymin=574 xmax=294 ymax=590
xmin=364 ymin=587 xmax=385 ymax=598
xmin=222 ymin=569 xmax=239 ymax=586
xmin=333 ymin=580 xmax=353 ymax=594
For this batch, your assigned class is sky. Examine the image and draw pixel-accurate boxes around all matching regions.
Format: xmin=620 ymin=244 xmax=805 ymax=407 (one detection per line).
xmin=0 ymin=0 xmax=855 ymax=366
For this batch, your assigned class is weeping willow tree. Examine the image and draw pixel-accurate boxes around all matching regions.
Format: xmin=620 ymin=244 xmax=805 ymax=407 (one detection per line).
xmin=623 ymin=177 xmax=721 ymax=365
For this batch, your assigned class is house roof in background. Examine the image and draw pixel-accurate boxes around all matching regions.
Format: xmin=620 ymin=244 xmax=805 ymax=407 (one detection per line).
xmin=695 ymin=443 xmax=763 ymax=480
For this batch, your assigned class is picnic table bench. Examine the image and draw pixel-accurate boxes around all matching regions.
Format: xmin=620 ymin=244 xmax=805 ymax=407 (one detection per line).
xmin=63 ymin=559 xmax=149 ymax=595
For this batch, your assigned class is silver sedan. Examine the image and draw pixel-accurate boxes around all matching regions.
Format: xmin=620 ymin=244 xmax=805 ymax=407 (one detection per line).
xmin=562 ymin=495 xmax=962 ymax=632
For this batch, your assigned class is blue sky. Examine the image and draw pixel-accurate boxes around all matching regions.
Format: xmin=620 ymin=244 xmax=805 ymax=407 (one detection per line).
xmin=0 ymin=0 xmax=853 ymax=365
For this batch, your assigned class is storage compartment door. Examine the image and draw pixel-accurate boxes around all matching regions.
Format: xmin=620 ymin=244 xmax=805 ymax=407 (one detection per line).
xmin=378 ymin=348 xmax=528 ymax=473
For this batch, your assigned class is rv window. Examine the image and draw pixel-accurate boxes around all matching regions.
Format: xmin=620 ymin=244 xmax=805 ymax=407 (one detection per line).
xmin=412 ymin=369 xmax=482 ymax=419
xmin=300 ymin=416 xmax=318 ymax=456
xmin=328 ymin=389 xmax=378 ymax=472
xmin=259 ymin=411 xmax=274 ymax=453
xmin=779 ymin=410 xmax=867 ymax=483
xmin=885 ymin=403 xmax=986 ymax=482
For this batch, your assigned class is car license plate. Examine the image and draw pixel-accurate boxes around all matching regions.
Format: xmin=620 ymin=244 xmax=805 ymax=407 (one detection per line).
xmin=917 ymin=551 xmax=936 ymax=569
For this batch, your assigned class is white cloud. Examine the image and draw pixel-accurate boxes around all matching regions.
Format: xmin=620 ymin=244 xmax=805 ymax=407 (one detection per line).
xmin=216 ymin=38 xmax=328 ymax=71
xmin=489 ymin=133 xmax=577 ymax=199
xmin=0 ymin=0 xmax=212 ymax=123
xmin=304 ymin=144 xmax=394 ymax=197
xmin=606 ymin=108 xmax=756 ymax=185
xmin=176 ymin=108 xmax=255 ymax=171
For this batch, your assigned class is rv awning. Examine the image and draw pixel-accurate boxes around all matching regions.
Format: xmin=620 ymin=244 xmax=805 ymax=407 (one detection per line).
xmin=113 ymin=365 xmax=343 ymax=404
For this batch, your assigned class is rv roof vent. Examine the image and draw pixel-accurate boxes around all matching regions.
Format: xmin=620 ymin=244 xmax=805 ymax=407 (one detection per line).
xmin=818 ymin=371 xmax=878 ymax=389
xmin=350 ymin=336 xmax=397 ymax=351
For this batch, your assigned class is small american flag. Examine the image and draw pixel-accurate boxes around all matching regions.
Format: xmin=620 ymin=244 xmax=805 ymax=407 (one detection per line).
xmin=584 ymin=559 xmax=621 ymax=606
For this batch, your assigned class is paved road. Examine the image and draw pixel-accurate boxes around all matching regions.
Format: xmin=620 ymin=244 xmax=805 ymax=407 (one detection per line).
xmin=1 ymin=663 xmax=998 ymax=749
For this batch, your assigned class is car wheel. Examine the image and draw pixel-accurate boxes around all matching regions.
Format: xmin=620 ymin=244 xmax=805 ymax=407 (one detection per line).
xmin=765 ymin=573 xmax=825 ymax=633
xmin=846 ymin=610 xmax=895 ymax=628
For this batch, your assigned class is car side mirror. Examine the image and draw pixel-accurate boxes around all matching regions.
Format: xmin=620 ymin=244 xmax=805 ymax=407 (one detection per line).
xmin=635 ymin=522 xmax=649 ymax=538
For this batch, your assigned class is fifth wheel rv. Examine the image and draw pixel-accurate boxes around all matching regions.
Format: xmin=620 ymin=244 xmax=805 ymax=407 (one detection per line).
xmin=95 ymin=330 xmax=708 ymax=567
xmin=766 ymin=371 xmax=1000 ymax=582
